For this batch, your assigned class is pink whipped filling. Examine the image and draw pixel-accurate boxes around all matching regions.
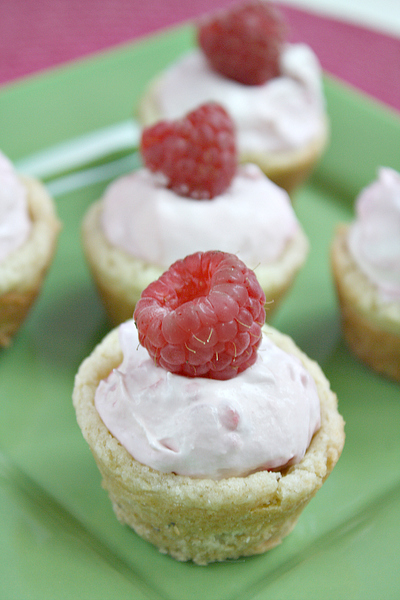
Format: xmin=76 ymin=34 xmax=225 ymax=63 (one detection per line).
xmin=95 ymin=321 xmax=321 ymax=479
xmin=101 ymin=163 xmax=299 ymax=268
xmin=0 ymin=151 xmax=31 ymax=262
xmin=145 ymin=44 xmax=326 ymax=154
xmin=348 ymin=167 xmax=400 ymax=301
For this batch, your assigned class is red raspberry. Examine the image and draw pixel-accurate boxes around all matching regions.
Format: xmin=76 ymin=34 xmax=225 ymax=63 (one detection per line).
xmin=198 ymin=0 xmax=287 ymax=86
xmin=140 ymin=102 xmax=237 ymax=200
xmin=134 ymin=251 xmax=266 ymax=380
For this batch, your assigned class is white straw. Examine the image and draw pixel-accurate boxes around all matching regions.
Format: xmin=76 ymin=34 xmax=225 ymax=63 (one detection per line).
xmin=15 ymin=120 xmax=140 ymax=180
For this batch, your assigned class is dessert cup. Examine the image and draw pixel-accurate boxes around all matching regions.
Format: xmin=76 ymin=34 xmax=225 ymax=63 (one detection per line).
xmin=82 ymin=197 xmax=309 ymax=326
xmin=331 ymin=224 xmax=400 ymax=381
xmin=0 ymin=176 xmax=61 ymax=346
xmin=73 ymin=323 xmax=345 ymax=565
xmin=137 ymin=0 xmax=330 ymax=194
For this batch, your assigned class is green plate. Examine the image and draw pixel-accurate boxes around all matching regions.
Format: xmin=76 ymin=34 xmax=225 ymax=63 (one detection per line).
xmin=1 ymin=24 xmax=400 ymax=600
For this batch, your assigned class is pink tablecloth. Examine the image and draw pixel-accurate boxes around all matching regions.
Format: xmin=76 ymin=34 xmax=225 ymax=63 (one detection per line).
xmin=1 ymin=0 xmax=399 ymax=113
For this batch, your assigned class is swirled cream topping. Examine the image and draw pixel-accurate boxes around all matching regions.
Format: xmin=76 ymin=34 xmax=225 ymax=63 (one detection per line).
xmin=101 ymin=163 xmax=300 ymax=268
xmin=145 ymin=44 xmax=326 ymax=154
xmin=95 ymin=321 xmax=321 ymax=479
xmin=348 ymin=167 xmax=400 ymax=301
xmin=0 ymin=151 xmax=31 ymax=263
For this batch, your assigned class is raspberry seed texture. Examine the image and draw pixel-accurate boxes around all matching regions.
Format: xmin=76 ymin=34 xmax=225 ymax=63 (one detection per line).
xmin=198 ymin=0 xmax=287 ymax=86
xmin=134 ymin=251 xmax=266 ymax=380
xmin=140 ymin=102 xmax=237 ymax=200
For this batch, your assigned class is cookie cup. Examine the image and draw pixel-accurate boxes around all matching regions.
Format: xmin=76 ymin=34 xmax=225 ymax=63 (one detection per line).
xmin=82 ymin=200 xmax=309 ymax=326
xmin=0 ymin=176 xmax=61 ymax=346
xmin=331 ymin=224 xmax=400 ymax=381
xmin=138 ymin=82 xmax=329 ymax=195
xmin=73 ymin=323 xmax=345 ymax=565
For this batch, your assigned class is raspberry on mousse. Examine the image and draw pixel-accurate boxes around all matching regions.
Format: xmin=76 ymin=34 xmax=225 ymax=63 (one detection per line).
xmin=134 ymin=250 xmax=266 ymax=380
xmin=140 ymin=101 xmax=237 ymax=200
xmin=198 ymin=0 xmax=287 ymax=86
xmin=83 ymin=97 xmax=310 ymax=327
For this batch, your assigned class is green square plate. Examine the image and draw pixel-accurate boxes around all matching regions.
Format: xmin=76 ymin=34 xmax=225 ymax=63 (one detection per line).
xmin=0 ymin=24 xmax=399 ymax=600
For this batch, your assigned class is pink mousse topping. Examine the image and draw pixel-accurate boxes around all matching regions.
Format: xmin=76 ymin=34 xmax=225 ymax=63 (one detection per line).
xmin=95 ymin=321 xmax=321 ymax=479
xmin=145 ymin=44 xmax=326 ymax=154
xmin=348 ymin=167 xmax=400 ymax=301
xmin=0 ymin=151 xmax=31 ymax=262
xmin=101 ymin=163 xmax=299 ymax=268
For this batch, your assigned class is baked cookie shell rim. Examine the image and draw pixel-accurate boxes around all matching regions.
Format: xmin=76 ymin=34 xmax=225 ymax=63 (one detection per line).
xmin=73 ymin=323 xmax=345 ymax=509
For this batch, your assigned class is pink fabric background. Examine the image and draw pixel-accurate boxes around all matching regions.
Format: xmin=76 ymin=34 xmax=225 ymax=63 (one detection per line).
xmin=0 ymin=0 xmax=399 ymax=112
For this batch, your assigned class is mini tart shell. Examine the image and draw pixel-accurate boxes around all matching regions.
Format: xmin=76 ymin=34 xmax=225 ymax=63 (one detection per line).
xmin=137 ymin=78 xmax=329 ymax=195
xmin=331 ymin=223 xmax=400 ymax=381
xmin=0 ymin=176 xmax=61 ymax=346
xmin=72 ymin=323 xmax=345 ymax=565
xmin=82 ymin=200 xmax=309 ymax=326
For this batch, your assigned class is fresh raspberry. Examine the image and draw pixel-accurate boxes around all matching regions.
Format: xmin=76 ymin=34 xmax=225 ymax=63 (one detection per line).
xmin=198 ymin=0 xmax=287 ymax=86
xmin=140 ymin=102 xmax=237 ymax=200
xmin=134 ymin=251 xmax=266 ymax=380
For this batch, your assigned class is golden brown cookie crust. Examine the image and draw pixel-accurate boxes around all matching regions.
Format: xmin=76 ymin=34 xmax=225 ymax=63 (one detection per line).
xmin=73 ymin=323 xmax=345 ymax=564
xmin=331 ymin=224 xmax=400 ymax=381
xmin=0 ymin=176 xmax=61 ymax=346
